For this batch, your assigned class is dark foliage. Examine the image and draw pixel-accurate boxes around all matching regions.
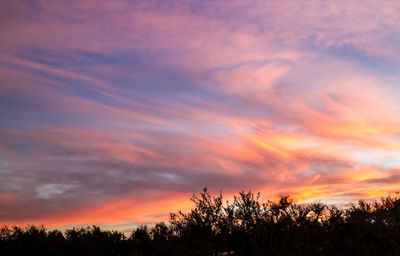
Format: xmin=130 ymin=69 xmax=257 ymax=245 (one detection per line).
xmin=2 ymin=188 xmax=400 ymax=255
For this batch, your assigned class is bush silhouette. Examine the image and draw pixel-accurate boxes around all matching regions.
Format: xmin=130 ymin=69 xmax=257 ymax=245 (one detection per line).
xmin=1 ymin=188 xmax=400 ymax=255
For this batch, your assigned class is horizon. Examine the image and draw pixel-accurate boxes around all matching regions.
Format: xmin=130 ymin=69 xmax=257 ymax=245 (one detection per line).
xmin=2 ymin=0 xmax=400 ymax=232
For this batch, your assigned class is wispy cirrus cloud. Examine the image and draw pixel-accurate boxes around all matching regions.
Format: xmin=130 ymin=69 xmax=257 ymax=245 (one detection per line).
xmin=1 ymin=0 xmax=400 ymax=229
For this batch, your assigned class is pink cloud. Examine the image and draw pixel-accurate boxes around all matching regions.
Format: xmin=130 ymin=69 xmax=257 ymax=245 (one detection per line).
xmin=2 ymin=0 xmax=400 ymax=230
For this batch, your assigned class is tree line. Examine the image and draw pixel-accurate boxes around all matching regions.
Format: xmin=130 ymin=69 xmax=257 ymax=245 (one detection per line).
xmin=2 ymin=188 xmax=400 ymax=255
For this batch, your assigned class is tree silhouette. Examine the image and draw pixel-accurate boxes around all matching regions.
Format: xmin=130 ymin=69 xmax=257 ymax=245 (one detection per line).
xmin=1 ymin=188 xmax=400 ymax=255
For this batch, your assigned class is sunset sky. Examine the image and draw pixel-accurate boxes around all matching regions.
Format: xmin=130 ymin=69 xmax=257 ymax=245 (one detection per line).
xmin=2 ymin=0 xmax=400 ymax=232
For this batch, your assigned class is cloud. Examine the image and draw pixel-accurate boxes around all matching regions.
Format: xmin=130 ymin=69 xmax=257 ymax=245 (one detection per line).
xmin=1 ymin=0 xmax=400 ymax=229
